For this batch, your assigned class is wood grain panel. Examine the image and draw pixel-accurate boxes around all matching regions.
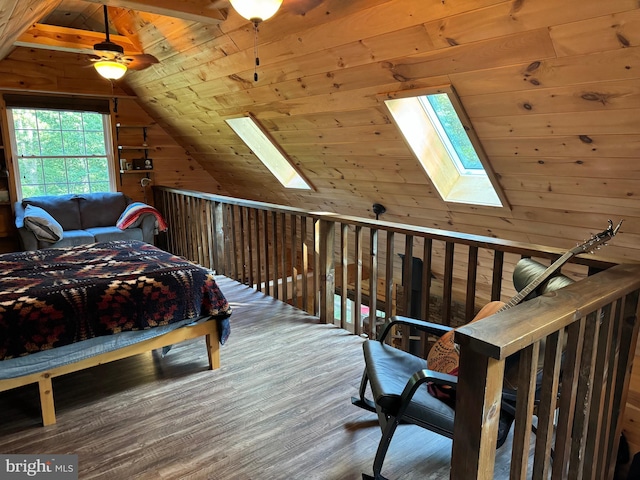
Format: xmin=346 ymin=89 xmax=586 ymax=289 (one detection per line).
xmin=491 ymin=155 xmax=640 ymax=179
xmin=462 ymin=79 xmax=640 ymax=117
xmin=451 ymin=46 xmax=640 ymax=96
xmin=550 ymin=8 xmax=640 ymax=57
xmin=483 ymin=134 xmax=640 ymax=158
xmin=0 ymin=0 xmax=62 ymax=59
xmin=474 ymin=108 xmax=640 ymax=137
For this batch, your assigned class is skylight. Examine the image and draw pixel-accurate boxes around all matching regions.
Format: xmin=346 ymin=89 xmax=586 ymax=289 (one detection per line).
xmin=225 ymin=116 xmax=312 ymax=190
xmin=384 ymin=86 xmax=505 ymax=208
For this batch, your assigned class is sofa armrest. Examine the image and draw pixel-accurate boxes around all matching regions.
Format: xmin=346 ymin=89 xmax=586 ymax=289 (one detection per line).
xmin=14 ymin=201 xmax=25 ymax=229
xmin=119 ymin=201 xmax=166 ymax=245
xmin=14 ymin=202 xmax=39 ymax=251
xmin=138 ymin=213 xmax=158 ymax=244
xmin=16 ymin=228 xmax=39 ymax=251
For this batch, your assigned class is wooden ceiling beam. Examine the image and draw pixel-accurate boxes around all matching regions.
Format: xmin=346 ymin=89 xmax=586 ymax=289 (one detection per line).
xmin=15 ymin=24 xmax=143 ymax=56
xmin=79 ymin=0 xmax=228 ymax=25
xmin=0 ymin=0 xmax=63 ymax=60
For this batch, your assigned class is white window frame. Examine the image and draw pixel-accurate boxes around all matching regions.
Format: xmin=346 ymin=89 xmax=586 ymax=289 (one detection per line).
xmin=225 ymin=115 xmax=313 ymax=191
xmin=383 ymin=86 xmax=508 ymax=208
xmin=7 ymin=108 xmax=116 ymax=200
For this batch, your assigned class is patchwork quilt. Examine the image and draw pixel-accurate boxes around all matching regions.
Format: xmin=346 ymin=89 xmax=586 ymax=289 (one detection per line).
xmin=0 ymin=240 xmax=232 ymax=360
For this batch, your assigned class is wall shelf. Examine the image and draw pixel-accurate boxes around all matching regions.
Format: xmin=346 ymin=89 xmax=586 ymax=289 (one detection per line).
xmin=116 ymin=123 xmax=155 ymax=185
xmin=116 ymin=123 xmax=154 ymax=128
xmin=120 ymin=170 xmax=153 ymax=175
xmin=118 ymin=145 xmax=154 ymax=150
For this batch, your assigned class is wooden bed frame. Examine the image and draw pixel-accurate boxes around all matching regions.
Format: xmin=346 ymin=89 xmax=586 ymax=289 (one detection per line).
xmin=0 ymin=319 xmax=219 ymax=426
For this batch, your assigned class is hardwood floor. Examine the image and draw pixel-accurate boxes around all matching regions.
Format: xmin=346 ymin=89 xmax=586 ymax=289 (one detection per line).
xmin=0 ymin=277 xmax=517 ymax=479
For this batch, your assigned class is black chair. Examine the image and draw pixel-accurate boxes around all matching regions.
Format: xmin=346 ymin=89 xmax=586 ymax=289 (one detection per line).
xmin=351 ymin=258 xmax=574 ymax=480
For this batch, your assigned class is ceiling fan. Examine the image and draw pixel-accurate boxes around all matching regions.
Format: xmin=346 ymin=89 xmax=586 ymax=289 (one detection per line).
xmin=90 ymin=5 xmax=158 ymax=80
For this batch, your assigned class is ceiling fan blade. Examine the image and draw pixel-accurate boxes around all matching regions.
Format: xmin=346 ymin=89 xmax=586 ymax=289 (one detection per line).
xmin=123 ymin=53 xmax=160 ymax=71
xmin=89 ymin=51 xmax=119 ymax=62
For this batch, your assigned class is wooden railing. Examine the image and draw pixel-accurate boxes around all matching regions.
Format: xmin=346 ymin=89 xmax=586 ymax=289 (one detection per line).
xmin=453 ymin=263 xmax=640 ymax=479
xmin=154 ymin=187 xmax=614 ymax=342
xmin=153 ymin=187 xmax=635 ymax=478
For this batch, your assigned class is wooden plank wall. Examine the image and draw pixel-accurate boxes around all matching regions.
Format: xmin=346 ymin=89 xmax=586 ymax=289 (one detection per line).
xmin=113 ymin=98 xmax=227 ymax=203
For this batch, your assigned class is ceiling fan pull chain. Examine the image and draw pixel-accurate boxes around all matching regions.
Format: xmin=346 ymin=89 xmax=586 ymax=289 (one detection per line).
xmin=253 ymin=22 xmax=259 ymax=82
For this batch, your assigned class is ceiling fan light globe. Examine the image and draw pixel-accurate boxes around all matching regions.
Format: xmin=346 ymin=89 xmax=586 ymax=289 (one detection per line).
xmin=94 ymin=61 xmax=127 ymax=80
xmin=230 ymin=0 xmax=283 ymax=23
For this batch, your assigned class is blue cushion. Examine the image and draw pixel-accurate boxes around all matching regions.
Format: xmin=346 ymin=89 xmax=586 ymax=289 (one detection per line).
xmin=77 ymin=192 xmax=129 ymax=229
xmin=86 ymin=226 xmax=143 ymax=243
xmin=23 ymin=194 xmax=82 ymax=230
xmin=48 ymin=230 xmax=96 ymax=249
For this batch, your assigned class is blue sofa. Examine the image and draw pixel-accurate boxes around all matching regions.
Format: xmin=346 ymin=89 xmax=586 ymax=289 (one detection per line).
xmin=15 ymin=192 xmax=157 ymax=251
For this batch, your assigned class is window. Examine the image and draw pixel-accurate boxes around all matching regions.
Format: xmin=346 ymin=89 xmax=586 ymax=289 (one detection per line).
xmin=384 ymin=86 xmax=505 ymax=208
xmin=8 ymin=108 xmax=115 ymax=198
xmin=226 ymin=115 xmax=313 ymax=190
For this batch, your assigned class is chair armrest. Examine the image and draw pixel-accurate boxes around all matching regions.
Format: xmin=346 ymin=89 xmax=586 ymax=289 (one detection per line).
xmin=378 ymin=315 xmax=453 ymax=342
xmin=397 ymin=369 xmax=459 ymax=413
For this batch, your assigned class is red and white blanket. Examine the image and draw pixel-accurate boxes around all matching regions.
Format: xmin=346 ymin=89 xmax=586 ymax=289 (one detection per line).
xmin=116 ymin=202 xmax=168 ymax=233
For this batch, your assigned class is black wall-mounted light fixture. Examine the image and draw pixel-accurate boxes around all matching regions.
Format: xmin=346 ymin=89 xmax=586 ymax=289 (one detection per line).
xmin=372 ymin=203 xmax=386 ymax=220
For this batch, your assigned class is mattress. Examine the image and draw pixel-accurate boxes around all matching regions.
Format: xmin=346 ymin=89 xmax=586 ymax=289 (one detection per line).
xmin=0 ymin=240 xmax=232 ymax=376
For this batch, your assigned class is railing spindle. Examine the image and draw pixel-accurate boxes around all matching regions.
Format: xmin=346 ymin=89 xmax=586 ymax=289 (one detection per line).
xmin=262 ymin=209 xmax=270 ymax=296
xmin=341 ymin=223 xmax=351 ymax=332
xmin=532 ymin=329 xmax=564 ymax=480
xmin=443 ymin=241 xmax=454 ymax=325
xmin=290 ymin=214 xmax=298 ymax=308
xmin=301 ymin=217 xmax=309 ymax=313
xmin=466 ymin=246 xmax=478 ymax=322
xmin=552 ymin=316 xmax=586 ymax=479
xmin=491 ymin=250 xmax=504 ymax=301
xmin=385 ymin=231 xmax=395 ymax=326
xmin=369 ymin=227 xmax=379 ymax=339
xmin=246 ymin=209 xmax=254 ymax=287
xmin=354 ymin=226 xmax=363 ymax=335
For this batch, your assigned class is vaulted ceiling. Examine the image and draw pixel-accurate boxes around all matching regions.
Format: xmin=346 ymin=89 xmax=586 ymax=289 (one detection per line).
xmin=0 ymin=0 xmax=639 ymax=263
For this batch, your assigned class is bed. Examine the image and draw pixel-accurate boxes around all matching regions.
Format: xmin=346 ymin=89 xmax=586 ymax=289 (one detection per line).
xmin=0 ymin=240 xmax=232 ymax=426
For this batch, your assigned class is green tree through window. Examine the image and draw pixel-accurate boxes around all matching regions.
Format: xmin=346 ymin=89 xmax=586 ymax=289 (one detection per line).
xmin=10 ymin=108 xmax=113 ymax=198
xmin=424 ymin=94 xmax=482 ymax=171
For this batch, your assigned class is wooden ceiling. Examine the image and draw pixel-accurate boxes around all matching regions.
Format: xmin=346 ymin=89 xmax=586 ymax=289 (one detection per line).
xmin=0 ymin=0 xmax=639 ymax=263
